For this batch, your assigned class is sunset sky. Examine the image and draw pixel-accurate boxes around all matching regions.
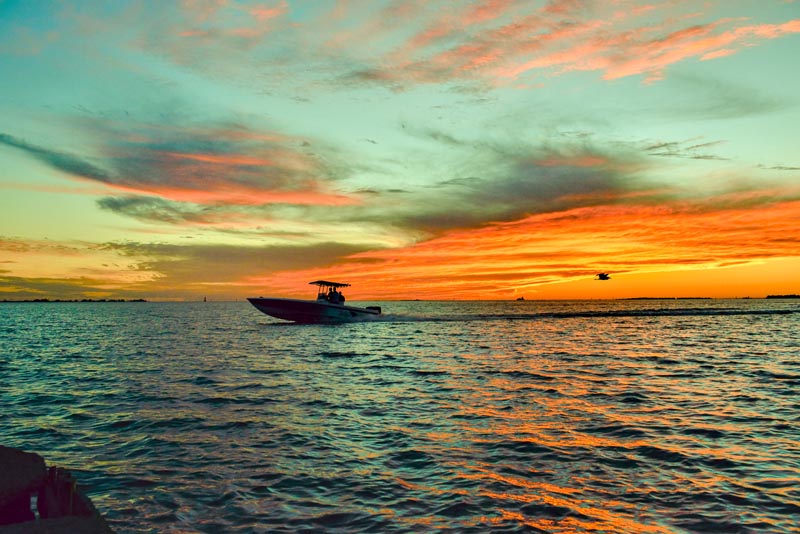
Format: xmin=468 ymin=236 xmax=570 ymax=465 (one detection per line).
xmin=1 ymin=0 xmax=799 ymax=300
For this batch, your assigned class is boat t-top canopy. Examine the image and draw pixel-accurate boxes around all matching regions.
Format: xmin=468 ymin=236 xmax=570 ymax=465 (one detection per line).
xmin=309 ymin=280 xmax=351 ymax=288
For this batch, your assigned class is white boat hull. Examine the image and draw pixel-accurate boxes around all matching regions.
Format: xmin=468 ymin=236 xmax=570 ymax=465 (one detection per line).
xmin=247 ymin=297 xmax=381 ymax=323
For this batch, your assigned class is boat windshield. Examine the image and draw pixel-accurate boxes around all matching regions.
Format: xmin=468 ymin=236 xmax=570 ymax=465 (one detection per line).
xmin=310 ymin=280 xmax=350 ymax=304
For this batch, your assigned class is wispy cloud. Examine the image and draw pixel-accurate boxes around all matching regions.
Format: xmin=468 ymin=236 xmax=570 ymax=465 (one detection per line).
xmin=3 ymin=116 xmax=671 ymax=238
xmin=96 ymin=196 xmax=242 ymax=225
xmin=759 ymin=164 xmax=800 ymax=171
xmin=62 ymin=1 xmax=797 ymax=91
xmin=0 ymin=122 xmax=358 ymax=207
xmin=354 ymin=127 xmax=660 ymax=234
xmin=0 ymin=133 xmax=112 ymax=182
xmin=320 ymin=2 xmax=800 ymax=88
xmin=644 ymin=138 xmax=729 ymax=160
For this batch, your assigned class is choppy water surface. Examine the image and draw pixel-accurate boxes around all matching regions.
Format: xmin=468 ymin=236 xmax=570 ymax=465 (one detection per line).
xmin=1 ymin=300 xmax=798 ymax=533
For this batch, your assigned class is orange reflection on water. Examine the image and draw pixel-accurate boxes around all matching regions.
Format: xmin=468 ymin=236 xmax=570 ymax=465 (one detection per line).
xmin=460 ymin=468 xmax=580 ymax=496
xmin=394 ymin=477 xmax=471 ymax=497
xmin=446 ymin=461 xmax=674 ymax=533
xmin=480 ymin=489 xmax=673 ymax=534
xmin=459 ymin=416 xmax=650 ymax=451
xmin=478 ymin=508 xmax=566 ymax=531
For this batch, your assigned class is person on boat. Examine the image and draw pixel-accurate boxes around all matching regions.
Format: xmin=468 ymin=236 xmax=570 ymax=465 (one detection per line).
xmin=329 ymin=288 xmax=341 ymax=304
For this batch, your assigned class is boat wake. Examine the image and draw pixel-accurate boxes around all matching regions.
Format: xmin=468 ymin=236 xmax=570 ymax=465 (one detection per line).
xmin=360 ymin=307 xmax=796 ymax=324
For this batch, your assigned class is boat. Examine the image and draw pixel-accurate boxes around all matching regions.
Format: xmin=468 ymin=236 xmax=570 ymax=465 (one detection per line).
xmin=247 ymin=280 xmax=382 ymax=323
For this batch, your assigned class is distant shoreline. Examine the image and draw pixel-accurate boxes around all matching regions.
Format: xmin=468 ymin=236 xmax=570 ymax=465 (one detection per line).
xmin=621 ymin=297 xmax=712 ymax=300
xmin=0 ymin=298 xmax=148 ymax=303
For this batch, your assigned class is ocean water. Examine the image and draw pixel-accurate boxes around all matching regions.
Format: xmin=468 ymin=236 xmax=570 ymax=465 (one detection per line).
xmin=1 ymin=299 xmax=798 ymax=533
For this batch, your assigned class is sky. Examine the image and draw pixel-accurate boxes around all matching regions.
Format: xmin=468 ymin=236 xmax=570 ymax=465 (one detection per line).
xmin=1 ymin=0 xmax=799 ymax=301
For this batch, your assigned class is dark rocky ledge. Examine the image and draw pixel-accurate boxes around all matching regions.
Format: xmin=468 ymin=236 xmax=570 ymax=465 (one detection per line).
xmin=0 ymin=446 xmax=113 ymax=533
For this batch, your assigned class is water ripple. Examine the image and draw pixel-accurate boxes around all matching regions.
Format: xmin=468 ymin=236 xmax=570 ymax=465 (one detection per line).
xmin=1 ymin=299 xmax=798 ymax=533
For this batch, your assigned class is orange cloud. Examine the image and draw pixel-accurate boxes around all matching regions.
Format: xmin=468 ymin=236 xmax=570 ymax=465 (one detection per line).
xmin=253 ymin=196 xmax=800 ymax=299
xmin=334 ymin=2 xmax=800 ymax=86
xmin=701 ymin=48 xmax=735 ymax=60
xmin=1 ymin=124 xmax=357 ymax=208
xmin=463 ymin=0 xmax=516 ymax=25
xmin=250 ymin=1 xmax=288 ymax=22
xmin=181 ymin=0 xmax=229 ymax=23
xmin=108 ymin=1 xmax=800 ymax=90
xmin=130 ymin=185 xmax=357 ymax=206
xmin=160 ymin=151 xmax=276 ymax=166
xmin=174 ymin=0 xmax=288 ymax=47
xmin=536 ymin=155 xmax=608 ymax=168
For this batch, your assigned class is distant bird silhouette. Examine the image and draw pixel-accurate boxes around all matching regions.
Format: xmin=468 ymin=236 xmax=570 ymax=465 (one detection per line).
xmin=595 ymin=273 xmax=611 ymax=280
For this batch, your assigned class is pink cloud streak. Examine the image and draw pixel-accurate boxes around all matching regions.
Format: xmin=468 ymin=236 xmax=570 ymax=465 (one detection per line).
xmin=335 ymin=2 xmax=800 ymax=85
xmin=161 ymin=151 xmax=276 ymax=167
xmin=133 ymin=186 xmax=357 ymax=207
